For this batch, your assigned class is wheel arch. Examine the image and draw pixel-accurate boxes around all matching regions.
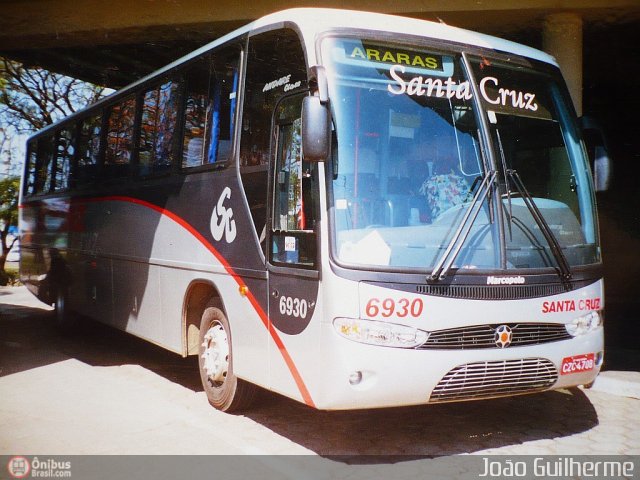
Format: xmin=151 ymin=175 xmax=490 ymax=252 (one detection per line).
xmin=182 ymin=280 xmax=226 ymax=356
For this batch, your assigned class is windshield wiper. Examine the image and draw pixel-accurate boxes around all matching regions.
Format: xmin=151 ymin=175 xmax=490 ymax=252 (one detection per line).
xmin=506 ymin=169 xmax=572 ymax=282
xmin=429 ymin=170 xmax=497 ymax=281
xmin=495 ymin=129 xmax=514 ymax=240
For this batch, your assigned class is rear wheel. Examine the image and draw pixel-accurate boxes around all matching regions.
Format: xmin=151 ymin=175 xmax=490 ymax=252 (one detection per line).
xmin=198 ymin=304 xmax=257 ymax=412
xmin=54 ymin=288 xmax=77 ymax=331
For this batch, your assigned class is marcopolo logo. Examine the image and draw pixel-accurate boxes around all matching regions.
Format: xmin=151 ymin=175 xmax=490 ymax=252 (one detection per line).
xmin=486 ymin=276 xmax=526 ymax=286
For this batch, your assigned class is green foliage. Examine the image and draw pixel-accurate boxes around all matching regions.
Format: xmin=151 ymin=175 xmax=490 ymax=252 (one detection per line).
xmin=0 ymin=175 xmax=20 ymax=284
xmin=0 ymin=175 xmax=20 ymax=225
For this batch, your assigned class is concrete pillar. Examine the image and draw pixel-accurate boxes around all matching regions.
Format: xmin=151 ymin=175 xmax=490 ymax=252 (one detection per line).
xmin=543 ymin=12 xmax=583 ymax=116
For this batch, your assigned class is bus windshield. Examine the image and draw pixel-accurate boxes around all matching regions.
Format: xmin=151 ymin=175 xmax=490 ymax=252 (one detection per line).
xmin=322 ymin=37 xmax=600 ymax=273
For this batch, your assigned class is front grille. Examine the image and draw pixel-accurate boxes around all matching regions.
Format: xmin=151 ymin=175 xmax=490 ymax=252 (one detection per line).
xmin=415 ymin=283 xmax=572 ymax=300
xmin=418 ymin=323 xmax=571 ymax=350
xmin=429 ymin=358 xmax=558 ymax=403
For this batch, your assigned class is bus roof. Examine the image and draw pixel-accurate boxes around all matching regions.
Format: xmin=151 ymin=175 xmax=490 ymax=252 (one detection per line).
xmin=250 ymin=8 xmax=557 ymax=66
xmin=29 ymin=8 xmax=557 ymax=139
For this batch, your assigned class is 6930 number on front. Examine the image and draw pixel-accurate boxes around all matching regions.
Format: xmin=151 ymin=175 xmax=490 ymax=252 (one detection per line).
xmin=364 ymin=297 xmax=424 ymax=319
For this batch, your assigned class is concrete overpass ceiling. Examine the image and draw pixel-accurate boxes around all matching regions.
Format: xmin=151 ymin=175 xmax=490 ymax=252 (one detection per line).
xmin=1 ymin=0 xmax=639 ymax=87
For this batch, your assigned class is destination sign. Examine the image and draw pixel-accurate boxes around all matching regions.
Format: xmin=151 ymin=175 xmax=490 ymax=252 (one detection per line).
xmin=346 ymin=43 xmax=444 ymax=72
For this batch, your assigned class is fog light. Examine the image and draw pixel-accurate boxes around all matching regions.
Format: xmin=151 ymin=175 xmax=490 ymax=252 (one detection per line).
xmin=595 ymin=351 xmax=604 ymax=367
xmin=349 ymin=371 xmax=363 ymax=385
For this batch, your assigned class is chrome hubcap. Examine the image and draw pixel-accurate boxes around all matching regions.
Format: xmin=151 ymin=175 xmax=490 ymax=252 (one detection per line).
xmin=201 ymin=323 xmax=229 ymax=385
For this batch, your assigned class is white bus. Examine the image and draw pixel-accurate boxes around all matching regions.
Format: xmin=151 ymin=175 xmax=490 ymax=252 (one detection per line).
xmin=20 ymin=8 xmax=604 ymax=411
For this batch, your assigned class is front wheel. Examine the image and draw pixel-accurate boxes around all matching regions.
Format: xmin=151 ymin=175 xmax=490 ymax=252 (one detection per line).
xmin=198 ymin=304 xmax=257 ymax=412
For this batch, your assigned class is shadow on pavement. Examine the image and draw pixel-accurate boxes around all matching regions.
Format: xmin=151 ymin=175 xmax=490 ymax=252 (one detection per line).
xmin=0 ymin=301 xmax=201 ymax=392
xmin=1 ymin=300 xmax=599 ymax=460
xmin=243 ymin=386 xmax=598 ymax=461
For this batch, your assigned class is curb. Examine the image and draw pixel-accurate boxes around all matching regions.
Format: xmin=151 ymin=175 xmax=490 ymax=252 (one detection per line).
xmin=587 ymin=371 xmax=640 ymax=399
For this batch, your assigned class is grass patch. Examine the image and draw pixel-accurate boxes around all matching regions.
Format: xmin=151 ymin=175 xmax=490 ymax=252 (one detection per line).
xmin=1 ymin=264 xmax=21 ymax=286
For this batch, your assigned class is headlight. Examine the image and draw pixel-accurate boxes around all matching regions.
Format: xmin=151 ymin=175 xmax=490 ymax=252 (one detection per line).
xmin=333 ymin=317 xmax=429 ymax=348
xmin=565 ymin=310 xmax=603 ymax=337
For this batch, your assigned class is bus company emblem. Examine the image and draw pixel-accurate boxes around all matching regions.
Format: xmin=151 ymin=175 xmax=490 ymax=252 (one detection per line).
xmin=494 ymin=325 xmax=513 ymax=348
xmin=210 ymin=187 xmax=237 ymax=243
xmin=486 ymin=275 xmax=526 ymax=285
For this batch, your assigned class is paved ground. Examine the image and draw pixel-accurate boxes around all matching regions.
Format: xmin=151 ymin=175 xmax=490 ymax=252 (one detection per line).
xmin=1 ymin=285 xmax=639 ymax=475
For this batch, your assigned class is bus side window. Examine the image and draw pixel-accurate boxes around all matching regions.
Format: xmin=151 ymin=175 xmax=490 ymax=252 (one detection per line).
xmin=104 ymin=95 xmax=136 ymax=178
xmin=24 ymin=140 xmax=38 ymax=196
xmin=76 ymin=114 xmax=102 ymax=187
xmin=182 ymin=57 xmax=210 ymax=168
xmin=54 ymin=127 xmax=75 ymax=192
xmin=139 ymin=79 xmax=180 ymax=176
xmin=35 ymin=134 xmax=55 ymax=194
xmin=181 ymin=46 xmax=240 ymax=169
xmin=207 ymin=51 xmax=239 ymax=165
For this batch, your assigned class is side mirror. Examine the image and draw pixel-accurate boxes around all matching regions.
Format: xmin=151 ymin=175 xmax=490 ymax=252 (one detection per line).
xmin=580 ymin=116 xmax=612 ymax=192
xmin=301 ymin=95 xmax=331 ymax=162
xmin=593 ymin=145 xmax=612 ymax=192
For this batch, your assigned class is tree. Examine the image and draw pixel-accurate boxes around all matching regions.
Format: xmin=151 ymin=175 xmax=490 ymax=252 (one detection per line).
xmin=1 ymin=57 xmax=108 ymax=132
xmin=0 ymin=175 xmax=19 ymax=285
xmin=0 ymin=58 xmax=109 ymax=281
xmin=0 ymin=57 xmax=109 ymax=177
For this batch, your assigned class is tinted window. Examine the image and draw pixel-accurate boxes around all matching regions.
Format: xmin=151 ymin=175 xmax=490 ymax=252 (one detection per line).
xmin=24 ymin=140 xmax=38 ymax=196
xmin=140 ymin=80 xmax=180 ymax=175
xmin=181 ymin=47 xmax=239 ymax=169
xmin=35 ymin=135 xmax=55 ymax=194
xmin=76 ymin=114 xmax=102 ymax=185
xmin=54 ymin=128 xmax=75 ymax=192
xmin=104 ymin=96 xmax=136 ymax=177
xmin=182 ymin=58 xmax=210 ymax=168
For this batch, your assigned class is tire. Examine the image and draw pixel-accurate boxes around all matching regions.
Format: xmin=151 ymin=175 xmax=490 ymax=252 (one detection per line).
xmin=198 ymin=304 xmax=257 ymax=412
xmin=54 ymin=287 xmax=77 ymax=331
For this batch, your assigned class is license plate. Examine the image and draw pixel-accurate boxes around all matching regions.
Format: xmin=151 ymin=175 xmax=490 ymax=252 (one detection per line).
xmin=561 ymin=353 xmax=595 ymax=375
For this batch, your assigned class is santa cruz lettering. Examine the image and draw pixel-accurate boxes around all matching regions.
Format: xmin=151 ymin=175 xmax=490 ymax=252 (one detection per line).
xmin=542 ymin=297 xmax=601 ymax=314
xmin=387 ymin=65 xmax=539 ymax=113
xmin=388 ymin=65 xmax=473 ymax=100
xmin=479 ymin=76 xmax=538 ymax=112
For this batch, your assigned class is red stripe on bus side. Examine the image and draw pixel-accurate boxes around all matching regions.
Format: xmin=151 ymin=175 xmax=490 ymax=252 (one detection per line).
xmin=95 ymin=195 xmax=316 ymax=408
